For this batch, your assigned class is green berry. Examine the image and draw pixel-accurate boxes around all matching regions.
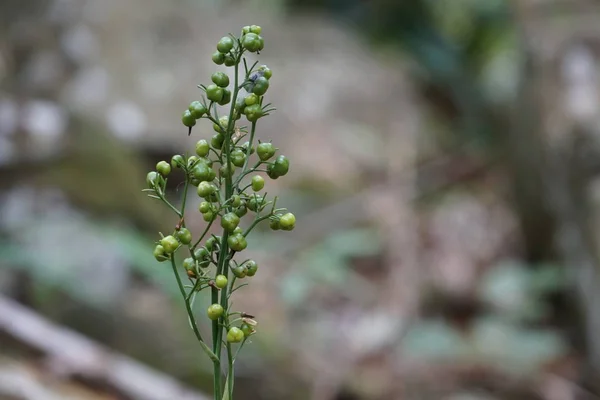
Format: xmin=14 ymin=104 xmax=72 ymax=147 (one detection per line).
xmin=249 ymin=25 xmax=262 ymax=34
xmin=271 ymin=155 xmax=290 ymax=177
xmin=244 ymin=93 xmax=259 ymax=106
xmin=211 ymin=133 xmax=224 ymax=149
xmin=241 ymin=141 xmax=255 ymax=154
xmin=191 ymin=163 xmax=213 ymax=182
xmin=221 ymin=212 xmax=240 ymax=233
xmin=206 ymin=84 xmax=224 ymax=102
xmin=218 ymin=88 xmax=231 ymax=105
xmin=194 ymin=247 xmax=209 ymax=260
xmin=269 ymin=219 xmax=280 ymax=230
xmin=156 ymin=161 xmax=171 ymax=176
xmin=240 ymin=323 xmax=254 ymax=337
xmin=202 ymin=210 xmax=214 ymax=222
xmin=232 ymin=265 xmax=247 ymax=278
xmin=244 ymin=103 xmax=263 ymax=122
xmin=242 ymin=33 xmax=261 ymax=52
xmin=231 ymin=149 xmax=246 ymax=168
xmin=242 ymin=26 xmax=251 ymax=35
xmin=187 ymin=156 xmax=199 ymax=168
xmin=227 ymin=233 xmax=247 ymax=252
xmin=251 ymin=175 xmax=265 ymax=192
xmin=217 ymin=36 xmax=234 ymax=54
xmin=183 ymin=257 xmax=195 ymax=271
xmin=247 ymin=195 xmax=265 ymax=212
xmin=215 ymin=275 xmax=228 ymax=289
xmin=182 ymin=110 xmax=196 ymax=127
xmin=199 ymin=201 xmax=212 ymax=213
xmin=171 ymin=154 xmax=185 ymax=169
xmin=258 ymin=65 xmax=272 ymax=79
xmin=207 ymin=304 xmax=224 ymax=320
xmin=195 ymin=139 xmax=210 ymax=157
xmin=212 ymin=51 xmax=225 ymax=65
xmin=245 ymin=260 xmax=258 ymax=276
xmin=153 ymin=245 xmax=168 ymax=262
xmin=160 ymin=235 xmax=179 ymax=253
xmin=224 ymin=55 xmax=235 ymax=67
xmin=252 ymin=76 xmax=269 ymax=96
xmin=146 ymin=171 xmax=159 ymax=188
xmin=176 ymin=228 xmax=192 ymax=245
xmin=231 ymin=195 xmax=242 ymax=207
xmin=257 ymin=142 xmax=276 ymax=161
xmin=219 ymin=162 xmax=235 ymax=178
xmin=235 ymin=204 xmax=248 ymax=218
xmin=279 ymin=213 xmax=296 ymax=231
xmin=213 ymin=116 xmax=229 ymax=133
xmin=205 ymin=237 xmax=217 ymax=251
xmin=197 ymin=181 xmax=215 ymax=198
xmin=227 ymin=327 xmax=244 ymax=343
xmin=189 ymin=101 xmax=207 ymax=119
xmin=258 ymin=37 xmax=264 ymax=51
xmin=211 ymin=72 xmax=230 ymax=88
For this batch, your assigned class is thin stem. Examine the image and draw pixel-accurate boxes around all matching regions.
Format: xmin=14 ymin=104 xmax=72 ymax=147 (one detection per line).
xmin=169 ymin=257 xmax=219 ymax=363
xmin=226 ymin=343 xmax=234 ymax=399
xmin=243 ymin=214 xmax=271 ymax=237
xmin=180 ymin=175 xmax=190 ymax=220
xmin=212 ymin=45 xmax=244 ymax=400
xmin=211 ymin=286 xmax=221 ymax=400
xmin=191 ymin=218 xmax=215 ymax=250
xmin=160 ymin=194 xmax=183 ymax=217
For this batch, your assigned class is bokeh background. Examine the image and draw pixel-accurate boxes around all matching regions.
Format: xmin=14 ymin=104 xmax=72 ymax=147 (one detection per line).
xmin=1 ymin=0 xmax=600 ymax=399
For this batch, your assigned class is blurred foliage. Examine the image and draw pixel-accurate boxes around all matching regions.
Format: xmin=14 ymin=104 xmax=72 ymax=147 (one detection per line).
xmin=285 ymin=0 xmax=517 ymax=150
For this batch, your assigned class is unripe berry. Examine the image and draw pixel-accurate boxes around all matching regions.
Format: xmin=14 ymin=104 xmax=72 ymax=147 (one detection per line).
xmin=227 ymin=327 xmax=244 ymax=343
xmin=156 ymin=161 xmax=171 ymax=176
xmin=215 ymin=275 xmax=228 ymax=289
xmin=160 ymin=235 xmax=179 ymax=253
xmin=207 ymin=304 xmax=224 ymax=320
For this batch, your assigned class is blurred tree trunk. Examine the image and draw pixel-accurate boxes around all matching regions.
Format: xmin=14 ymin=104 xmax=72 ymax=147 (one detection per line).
xmin=513 ymin=0 xmax=600 ymax=386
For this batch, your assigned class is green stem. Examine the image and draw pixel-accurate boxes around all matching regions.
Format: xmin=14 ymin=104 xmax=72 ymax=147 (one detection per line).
xmin=211 ymin=287 xmax=221 ymax=400
xmin=213 ymin=46 xmax=243 ymax=400
xmin=243 ymin=214 xmax=271 ymax=237
xmin=226 ymin=343 xmax=234 ymax=399
xmin=170 ymin=258 xmax=219 ymax=363
xmin=161 ymin=195 xmax=183 ymax=217
xmin=180 ymin=174 xmax=190 ymax=220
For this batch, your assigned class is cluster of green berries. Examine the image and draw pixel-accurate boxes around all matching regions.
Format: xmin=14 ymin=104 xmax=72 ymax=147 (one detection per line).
xmin=145 ymin=25 xmax=295 ymax=347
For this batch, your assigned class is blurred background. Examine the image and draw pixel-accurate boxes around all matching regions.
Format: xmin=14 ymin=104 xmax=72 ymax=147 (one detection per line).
xmin=1 ymin=0 xmax=600 ymax=399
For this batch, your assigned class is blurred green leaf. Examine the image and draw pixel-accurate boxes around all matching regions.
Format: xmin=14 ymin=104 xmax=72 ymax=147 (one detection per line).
xmin=402 ymin=319 xmax=469 ymax=359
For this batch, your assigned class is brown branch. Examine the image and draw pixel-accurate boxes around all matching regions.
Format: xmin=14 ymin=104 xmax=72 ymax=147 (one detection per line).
xmin=0 ymin=295 xmax=210 ymax=400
